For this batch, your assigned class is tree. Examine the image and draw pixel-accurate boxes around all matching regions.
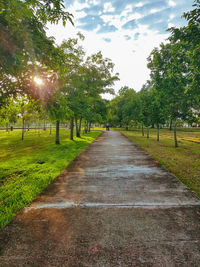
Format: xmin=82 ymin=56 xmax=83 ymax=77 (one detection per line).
xmin=0 ymin=0 xmax=73 ymax=105
xmin=0 ymin=98 xmax=19 ymax=130
xmin=138 ymin=86 xmax=154 ymax=139
xmin=79 ymin=52 xmax=118 ymax=131
xmin=59 ymin=35 xmax=119 ymax=139
xmin=47 ymin=94 xmax=70 ymax=144
xmin=0 ymin=0 xmax=73 ymax=74
xmin=147 ymin=42 xmax=193 ymax=147
xmin=14 ymin=96 xmax=39 ymax=140
xmin=169 ymin=0 xmax=200 ymax=98
xmin=150 ymin=87 xmax=166 ymax=141
xmin=107 ymin=87 xmax=141 ymax=129
xmin=107 ymin=96 xmax=123 ymax=127
xmin=118 ymin=87 xmax=138 ymax=129
xmin=58 ymin=35 xmax=86 ymax=139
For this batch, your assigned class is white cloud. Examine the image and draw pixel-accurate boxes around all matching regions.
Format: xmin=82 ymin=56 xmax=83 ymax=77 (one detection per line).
xmin=131 ymin=12 xmax=143 ymax=20
xmin=91 ymin=0 xmax=99 ymax=5
xmin=168 ymin=0 xmax=176 ymax=7
xmin=46 ymin=0 xmax=193 ymax=98
xmin=169 ymin=14 xmax=175 ymax=19
xmin=150 ymin=8 xmax=164 ymax=14
xmin=135 ymin=2 xmax=144 ymax=8
xmin=103 ymin=3 xmax=115 ymax=13
xmin=100 ymin=14 xmax=122 ymax=28
xmin=168 ymin=22 xmax=175 ymax=27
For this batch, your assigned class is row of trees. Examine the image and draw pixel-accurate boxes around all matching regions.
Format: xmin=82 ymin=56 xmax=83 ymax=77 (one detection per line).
xmin=0 ymin=0 xmax=119 ymax=143
xmin=108 ymin=0 xmax=200 ymax=147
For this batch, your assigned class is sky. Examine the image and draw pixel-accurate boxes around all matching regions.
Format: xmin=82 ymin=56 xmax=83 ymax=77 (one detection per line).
xmin=46 ymin=0 xmax=194 ymax=97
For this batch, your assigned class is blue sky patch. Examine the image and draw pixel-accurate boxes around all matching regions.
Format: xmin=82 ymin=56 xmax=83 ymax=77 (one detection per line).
xmin=78 ymin=15 xmax=104 ymax=31
xmin=124 ymin=35 xmax=131 ymax=40
xmin=134 ymin=33 xmax=140 ymax=40
xmin=75 ymin=0 xmax=192 ymax=35
xmin=122 ymin=19 xmax=137 ymax=30
xmin=103 ymin=37 xmax=112 ymax=43
xmin=97 ymin=24 xmax=118 ymax=34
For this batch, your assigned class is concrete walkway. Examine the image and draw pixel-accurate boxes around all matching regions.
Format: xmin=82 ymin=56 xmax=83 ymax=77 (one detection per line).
xmin=0 ymin=131 xmax=199 ymax=266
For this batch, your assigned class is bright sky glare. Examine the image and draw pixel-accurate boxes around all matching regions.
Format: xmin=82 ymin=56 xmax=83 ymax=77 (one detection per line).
xmin=46 ymin=0 xmax=194 ymax=96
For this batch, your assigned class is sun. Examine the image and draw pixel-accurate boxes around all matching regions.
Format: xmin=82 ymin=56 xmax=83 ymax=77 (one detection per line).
xmin=34 ymin=76 xmax=43 ymax=85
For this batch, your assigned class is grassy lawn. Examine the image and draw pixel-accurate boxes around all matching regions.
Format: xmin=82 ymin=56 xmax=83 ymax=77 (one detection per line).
xmin=0 ymin=129 xmax=101 ymax=228
xmin=121 ymin=128 xmax=200 ymax=198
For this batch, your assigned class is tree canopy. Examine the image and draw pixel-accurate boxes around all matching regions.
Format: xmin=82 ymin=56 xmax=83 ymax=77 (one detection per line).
xmin=107 ymin=0 xmax=200 ymax=147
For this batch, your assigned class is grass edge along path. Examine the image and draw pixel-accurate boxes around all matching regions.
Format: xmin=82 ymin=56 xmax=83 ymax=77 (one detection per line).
xmin=0 ymin=131 xmax=101 ymax=229
xmin=121 ymin=130 xmax=200 ymax=198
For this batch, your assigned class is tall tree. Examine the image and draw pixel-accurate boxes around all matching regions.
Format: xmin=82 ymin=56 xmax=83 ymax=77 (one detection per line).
xmin=168 ymin=0 xmax=200 ymax=114
xmin=59 ymin=35 xmax=119 ymax=139
xmin=147 ymin=42 xmax=193 ymax=147
xmin=47 ymin=94 xmax=70 ymax=144
xmin=0 ymin=0 xmax=73 ymax=105
xmin=138 ymin=86 xmax=154 ymax=139
xmin=59 ymin=35 xmax=85 ymax=139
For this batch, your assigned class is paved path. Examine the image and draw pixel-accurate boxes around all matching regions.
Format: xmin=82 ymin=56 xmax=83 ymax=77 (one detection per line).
xmin=0 ymin=131 xmax=200 ymax=266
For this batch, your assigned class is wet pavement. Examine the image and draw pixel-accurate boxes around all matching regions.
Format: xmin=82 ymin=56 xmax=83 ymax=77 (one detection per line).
xmin=0 ymin=131 xmax=199 ymax=267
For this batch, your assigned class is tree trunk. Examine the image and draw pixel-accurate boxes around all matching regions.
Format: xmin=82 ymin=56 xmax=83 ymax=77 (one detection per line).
xmin=86 ymin=121 xmax=89 ymax=133
xmin=78 ymin=117 xmax=82 ymax=136
xmin=22 ymin=118 xmax=25 ymax=140
xmin=126 ymin=126 xmax=128 ymax=131
xmin=75 ymin=118 xmax=78 ymax=137
xmin=70 ymin=118 xmax=74 ymax=140
xmin=50 ymin=124 xmax=52 ymax=135
xmin=43 ymin=120 xmax=46 ymax=131
xmin=147 ymin=126 xmax=149 ymax=139
xmin=88 ymin=122 xmax=91 ymax=132
xmin=75 ymin=117 xmax=80 ymax=138
xmin=169 ymin=118 xmax=172 ymax=131
xmin=6 ymin=123 xmax=9 ymax=132
xmin=85 ymin=121 xmax=88 ymax=134
xmin=173 ymin=122 xmax=178 ymax=148
xmin=55 ymin=120 xmax=60 ymax=144
xmin=38 ymin=123 xmax=40 ymax=136
xmin=157 ymin=124 xmax=159 ymax=141
xmin=142 ymin=124 xmax=144 ymax=136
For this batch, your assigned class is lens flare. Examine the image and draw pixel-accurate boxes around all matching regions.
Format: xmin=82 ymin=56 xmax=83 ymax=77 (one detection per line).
xmin=34 ymin=76 xmax=43 ymax=85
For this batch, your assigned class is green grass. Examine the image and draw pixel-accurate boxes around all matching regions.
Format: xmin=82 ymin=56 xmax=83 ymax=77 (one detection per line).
xmin=120 ymin=128 xmax=200 ymax=198
xmin=0 ymin=129 xmax=101 ymax=228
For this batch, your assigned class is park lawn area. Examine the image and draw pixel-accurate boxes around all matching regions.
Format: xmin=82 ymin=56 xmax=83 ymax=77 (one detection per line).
xmin=121 ymin=128 xmax=200 ymax=198
xmin=0 ymin=129 xmax=101 ymax=228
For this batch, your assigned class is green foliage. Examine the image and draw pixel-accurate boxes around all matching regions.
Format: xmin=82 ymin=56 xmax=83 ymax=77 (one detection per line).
xmin=0 ymin=0 xmax=73 ymax=106
xmin=142 ymin=1 xmax=199 ymax=145
xmin=148 ymin=42 xmax=191 ymax=122
xmin=56 ymin=35 xmax=119 ymax=137
xmin=0 ymin=129 xmax=101 ymax=228
xmin=107 ymin=0 xmax=199 ymax=144
xmin=108 ymin=86 xmax=139 ymax=127
xmin=168 ymin=1 xmax=200 ymax=104
xmin=47 ymin=94 xmax=70 ymax=122
xmin=0 ymin=96 xmax=42 ymax=129
xmin=24 ymin=0 xmax=74 ymax=26
xmin=0 ymin=98 xmax=19 ymax=125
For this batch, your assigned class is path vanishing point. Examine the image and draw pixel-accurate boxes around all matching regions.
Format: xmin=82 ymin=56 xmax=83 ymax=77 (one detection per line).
xmin=0 ymin=131 xmax=200 ymax=266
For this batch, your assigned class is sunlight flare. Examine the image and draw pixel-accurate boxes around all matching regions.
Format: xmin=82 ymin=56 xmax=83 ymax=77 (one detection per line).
xmin=34 ymin=76 xmax=43 ymax=85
